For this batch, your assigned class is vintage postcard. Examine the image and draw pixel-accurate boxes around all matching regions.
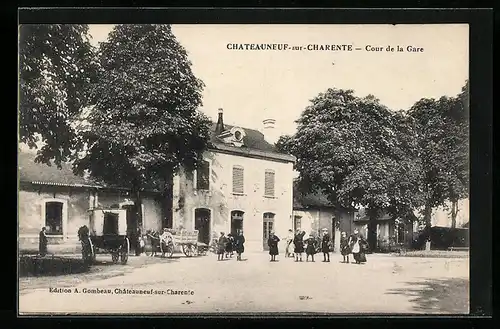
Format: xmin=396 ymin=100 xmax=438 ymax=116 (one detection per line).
xmin=18 ymin=22 xmax=470 ymax=315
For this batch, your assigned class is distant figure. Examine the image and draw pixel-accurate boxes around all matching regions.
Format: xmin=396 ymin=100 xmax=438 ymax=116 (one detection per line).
xmin=285 ymin=229 xmax=294 ymax=258
xmin=226 ymin=233 xmax=235 ymax=258
xmin=217 ymin=232 xmax=227 ymax=261
xmin=234 ymin=230 xmax=245 ymax=261
xmin=293 ymin=229 xmax=306 ymax=262
xmin=321 ymin=228 xmax=331 ymax=262
xmin=39 ymin=227 xmax=48 ymax=257
xmin=267 ymin=231 xmax=280 ymax=261
xmin=305 ymin=233 xmax=317 ymax=262
xmin=340 ymin=232 xmax=351 ymax=263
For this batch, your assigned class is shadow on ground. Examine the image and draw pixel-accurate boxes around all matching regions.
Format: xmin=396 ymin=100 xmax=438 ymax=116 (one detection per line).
xmin=386 ymin=277 xmax=469 ymax=314
xmin=19 ymin=256 xmax=90 ymax=277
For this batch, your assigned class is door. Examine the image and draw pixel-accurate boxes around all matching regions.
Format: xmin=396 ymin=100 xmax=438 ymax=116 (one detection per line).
xmin=263 ymin=212 xmax=275 ymax=251
xmin=122 ymin=205 xmax=138 ymax=253
xmin=230 ymin=210 xmax=244 ymax=237
xmin=195 ymin=208 xmax=211 ymax=245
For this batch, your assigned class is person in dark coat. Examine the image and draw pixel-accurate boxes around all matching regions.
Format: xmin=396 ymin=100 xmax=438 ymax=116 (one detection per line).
xmin=321 ymin=228 xmax=331 ymax=262
xmin=340 ymin=232 xmax=351 ymax=263
xmin=39 ymin=227 xmax=48 ymax=257
xmin=234 ymin=230 xmax=245 ymax=261
xmin=225 ymin=233 xmax=235 ymax=258
xmin=267 ymin=231 xmax=280 ymax=261
xmin=217 ymin=232 xmax=227 ymax=261
xmin=293 ymin=229 xmax=305 ymax=262
xmin=305 ymin=233 xmax=317 ymax=262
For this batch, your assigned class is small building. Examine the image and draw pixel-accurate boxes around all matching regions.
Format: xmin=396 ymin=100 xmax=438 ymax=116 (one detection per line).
xmin=292 ymin=183 xmax=355 ymax=252
xmin=172 ymin=109 xmax=296 ymax=252
xmin=18 ymin=151 xmax=164 ymax=255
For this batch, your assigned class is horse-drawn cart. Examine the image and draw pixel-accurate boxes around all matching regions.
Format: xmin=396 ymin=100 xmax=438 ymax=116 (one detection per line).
xmin=146 ymin=229 xmax=200 ymax=258
xmin=78 ymin=208 xmax=130 ymax=265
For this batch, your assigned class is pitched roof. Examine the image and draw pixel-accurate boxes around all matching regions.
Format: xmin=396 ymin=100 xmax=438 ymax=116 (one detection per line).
xmin=209 ymin=122 xmax=276 ymax=152
xmin=18 ymin=151 xmax=100 ymax=187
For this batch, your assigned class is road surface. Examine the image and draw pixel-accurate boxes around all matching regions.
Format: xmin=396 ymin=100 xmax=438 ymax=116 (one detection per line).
xmin=19 ymin=252 xmax=469 ymax=315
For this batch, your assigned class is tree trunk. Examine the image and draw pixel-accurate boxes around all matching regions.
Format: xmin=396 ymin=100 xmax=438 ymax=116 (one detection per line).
xmin=131 ymin=181 xmax=143 ymax=256
xmin=162 ymin=170 xmax=174 ymax=229
xmin=367 ymin=210 xmax=379 ymax=252
xmin=423 ymin=203 xmax=432 ymax=228
xmin=450 ymin=199 xmax=458 ymax=228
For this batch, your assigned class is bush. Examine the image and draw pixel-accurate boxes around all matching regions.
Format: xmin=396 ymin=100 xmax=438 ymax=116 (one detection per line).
xmin=412 ymin=226 xmax=469 ymax=250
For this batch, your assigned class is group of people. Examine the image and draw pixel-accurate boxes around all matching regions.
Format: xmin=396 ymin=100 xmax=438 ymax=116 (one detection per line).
xmin=281 ymin=228 xmax=369 ymax=264
xmin=214 ymin=230 xmax=246 ymax=261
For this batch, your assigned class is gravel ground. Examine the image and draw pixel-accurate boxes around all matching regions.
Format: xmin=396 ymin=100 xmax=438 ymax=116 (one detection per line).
xmin=18 ymin=252 xmax=469 ymax=315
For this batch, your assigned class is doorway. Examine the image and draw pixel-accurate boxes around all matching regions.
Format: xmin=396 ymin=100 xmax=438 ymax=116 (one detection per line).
xmin=263 ymin=212 xmax=275 ymax=251
xmin=195 ymin=208 xmax=211 ymax=245
xmin=230 ymin=210 xmax=244 ymax=237
xmin=122 ymin=204 xmax=139 ymax=254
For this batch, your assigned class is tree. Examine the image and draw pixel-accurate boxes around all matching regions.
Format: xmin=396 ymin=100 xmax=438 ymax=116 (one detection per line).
xmin=275 ymin=135 xmax=293 ymax=155
xmin=19 ymin=24 xmax=98 ymax=167
xmin=286 ymin=88 xmax=424 ymax=248
xmin=408 ymin=80 xmax=469 ymax=228
xmin=73 ymin=24 xmax=212 ymax=229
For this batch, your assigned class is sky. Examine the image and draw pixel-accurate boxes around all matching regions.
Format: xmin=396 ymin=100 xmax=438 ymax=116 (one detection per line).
xmin=88 ymin=24 xmax=469 ymax=138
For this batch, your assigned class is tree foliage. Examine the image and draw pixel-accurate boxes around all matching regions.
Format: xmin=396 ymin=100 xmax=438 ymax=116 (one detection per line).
xmin=73 ymin=24 xmax=212 ymax=224
xmin=19 ymin=24 xmax=98 ymax=167
xmin=408 ymin=80 xmax=469 ymax=227
xmin=284 ymin=88 xmax=424 ymax=246
xmin=74 ymin=24 xmax=211 ymax=185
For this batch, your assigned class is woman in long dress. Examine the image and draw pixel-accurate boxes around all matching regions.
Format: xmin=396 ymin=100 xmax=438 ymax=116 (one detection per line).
xmin=349 ymin=230 xmax=368 ymax=264
xmin=293 ymin=229 xmax=305 ymax=262
xmin=267 ymin=231 xmax=280 ymax=261
xmin=234 ymin=230 xmax=245 ymax=261
xmin=39 ymin=227 xmax=48 ymax=257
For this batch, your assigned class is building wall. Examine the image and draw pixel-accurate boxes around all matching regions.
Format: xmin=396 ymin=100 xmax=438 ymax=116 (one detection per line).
xmin=18 ymin=184 xmax=162 ymax=254
xmin=292 ymin=208 xmax=354 ymax=252
xmin=173 ymin=150 xmax=294 ymax=252
xmin=431 ymin=198 xmax=469 ymax=227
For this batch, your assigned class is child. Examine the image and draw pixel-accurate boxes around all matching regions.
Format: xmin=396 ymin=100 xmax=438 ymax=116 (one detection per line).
xmin=217 ymin=232 xmax=227 ymax=261
xmin=305 ymin=233 xmax=317 ymax=262
xmin=226 ymin=233 xmax=235 ymax=258
xmin=293 ymin=229 xmax=305 ymax=262
xmin=340 ymin=232 xmax=351 ymax=263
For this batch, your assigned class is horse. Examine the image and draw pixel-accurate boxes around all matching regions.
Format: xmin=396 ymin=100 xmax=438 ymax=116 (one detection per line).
xmin=146 ymin=229 xmax=173 ymax=257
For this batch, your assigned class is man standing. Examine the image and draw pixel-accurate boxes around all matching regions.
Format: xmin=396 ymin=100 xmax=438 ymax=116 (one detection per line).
xmin=321 ymin=228 xmax=331 ymax=262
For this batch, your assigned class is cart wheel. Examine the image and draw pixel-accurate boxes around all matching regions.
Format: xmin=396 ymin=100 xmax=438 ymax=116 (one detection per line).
xmin=120 ymin=237 xmax=130 ymax=265
xmin=166 ymin=243 xmax=174 ymax=258
xmin=183 ymin=244 xmax=194 ymax=257
xmin=191 ymin=244 xmax=199 ymax=257
xmin=111 ymin=252 xmax=119 ymax=264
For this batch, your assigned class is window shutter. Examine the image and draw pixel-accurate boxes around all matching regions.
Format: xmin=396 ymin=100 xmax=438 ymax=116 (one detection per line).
xmin=232 ymin=166 xmax=244 ymax=194
xmin=264 ymin=170 xmax=275 ymax=197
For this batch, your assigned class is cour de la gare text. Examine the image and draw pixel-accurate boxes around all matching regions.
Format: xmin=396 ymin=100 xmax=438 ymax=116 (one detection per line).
xmin=226 ymin=43 xmax=353 ymax=51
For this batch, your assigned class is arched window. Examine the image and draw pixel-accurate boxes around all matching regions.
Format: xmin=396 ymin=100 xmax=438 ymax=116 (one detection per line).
xmin=232 ymin=165 xmax=244 ymax=194
xmin=264 ymin=169 xmax=275 ymax=197
xmin=195 ymin=208 xmax=211 ymax=244
xmin=231 ymin=210 xmax=244 ymax=236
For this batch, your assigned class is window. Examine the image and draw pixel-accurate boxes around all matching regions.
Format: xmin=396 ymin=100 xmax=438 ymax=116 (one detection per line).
xmin=45 ymin=201 xmax=63 ymax=235
xmin=264 ymin=169 xmax=275 ymax=197
xmin=294 ymin=215 xmax=302 ymax=232
xmin=263 ymin=212 xmax=275 ymax=250
xmin=196 ymin=160 xmax=210 ymax=190
xmin=232 ymin=165 xmax=244 ymax=194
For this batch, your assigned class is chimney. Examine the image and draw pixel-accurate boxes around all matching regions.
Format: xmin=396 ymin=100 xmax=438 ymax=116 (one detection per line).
xmin=262 ymin=118 xmax=278 ymax=145
xmin=215 ymin=108 xmax=225 ymax=134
